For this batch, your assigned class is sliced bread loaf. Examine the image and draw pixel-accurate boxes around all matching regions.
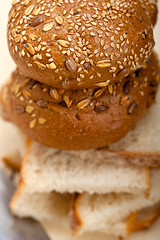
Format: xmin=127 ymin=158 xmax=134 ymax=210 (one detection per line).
xmin=70 ymin=169 xmax=160 ymax=236
xmin=20 ymin=140 xmax=151 ymax=195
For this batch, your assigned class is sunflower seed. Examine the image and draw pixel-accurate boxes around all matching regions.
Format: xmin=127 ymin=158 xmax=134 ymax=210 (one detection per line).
xmin=65 ymin=58 xmax=77 ymax=72
xmin=128 ymin=102 xmax=138 ymax=114
xmin=123 ymin=81 xmax=131 ymax=94
xmin=15 ymin=105 xmax=25 ymax=114
xmin=94 ymin=105 xmax=109 ymax=112
xmin=29 ymin=16 xmax=43 ymax=27
xmin=29 ymin=119 xmax=36 ymax=128
xmin=37 ymin=100 xmax=48 ymax=108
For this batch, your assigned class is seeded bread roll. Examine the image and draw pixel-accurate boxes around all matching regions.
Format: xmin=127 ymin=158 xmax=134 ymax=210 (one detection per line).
xmin=8 ymin=0 xmax=155 ymax=90
xmin=1 ymin=53 xmax=159 ymax=150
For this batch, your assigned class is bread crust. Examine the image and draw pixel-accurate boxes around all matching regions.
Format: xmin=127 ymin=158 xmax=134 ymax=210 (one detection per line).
xmin=1 ymin=53 xmax=159 ymax=150
xmin=8 ymin=0 xmax=155 ymax=89
xmin=71 ymin=194 xmax=160 ymax=236
xmin=126 ymin=204 xmax=160 ymax=235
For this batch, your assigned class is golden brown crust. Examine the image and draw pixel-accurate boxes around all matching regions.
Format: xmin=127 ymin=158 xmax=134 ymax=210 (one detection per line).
xmin=71 ymin=194 xmax=160 ymax=236
xmin=126 ymin=203 xmax=160 ymax=235
xmin=8 ymin=0 xmax=155 ymax=89
xmin=70 ymin=150 xmax=160 ymax=168
xmin=70 ymin=193 xmax=83 ymax=234
xmin=1 ymin=53 xmax=159 ymax=150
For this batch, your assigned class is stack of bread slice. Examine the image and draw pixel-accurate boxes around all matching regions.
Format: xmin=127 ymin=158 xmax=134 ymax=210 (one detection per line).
xmin=4 ymin=87 xmax=158 ymax=239
xmin=0 ymin=0 xmax=160 ymax=239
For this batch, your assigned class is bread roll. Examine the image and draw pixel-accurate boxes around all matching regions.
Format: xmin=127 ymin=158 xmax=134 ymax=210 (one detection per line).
xmin=1 ymin=53 xmax=159 ymax=150
xmin=8 ymin=0 xmax=155 ymax=89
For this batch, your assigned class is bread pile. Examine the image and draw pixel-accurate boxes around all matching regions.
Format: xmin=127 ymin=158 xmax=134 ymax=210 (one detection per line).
xmin=0 ymin=0 xmax=160 ymax=239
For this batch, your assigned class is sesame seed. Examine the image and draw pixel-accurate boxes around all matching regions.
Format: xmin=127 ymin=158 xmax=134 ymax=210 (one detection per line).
xmin=29 ymin=119 xmax=36 ymax=128
xmin=49 ymin=62 xmax=56 ymax=69
xmin=38 ymin=118 xmax=46 ymax=124
xmin=26 ymin=105 xmax=34 ymax=114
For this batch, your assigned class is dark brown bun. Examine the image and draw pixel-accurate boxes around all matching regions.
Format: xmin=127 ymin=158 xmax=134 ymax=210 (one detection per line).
xmin=8 ymin=0 xmax=155 ymax=89
xmin=1 ymin=53 xmax=159 ymax=150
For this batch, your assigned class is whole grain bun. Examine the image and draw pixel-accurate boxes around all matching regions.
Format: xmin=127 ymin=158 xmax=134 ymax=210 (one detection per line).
xmin=1 ymin=53 xmax=159 ymax=150
xmin=8 ymin=0 xmax=155 ymax=89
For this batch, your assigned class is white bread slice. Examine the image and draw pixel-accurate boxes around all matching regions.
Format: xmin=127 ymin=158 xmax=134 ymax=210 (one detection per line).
xmin=10 ymin=185 xmax=118 ymax=239
xmin=41 ymin=216 xmax=160 ymax=240
xmin=42 ymin=220 xmax=117 ymax=240
xmin=10 ymin=185 xmax=71 ymax=221
xmin=70 ymin=169 xmax=160 ymax=236
xmin=0 ymin=118 xmax=26 ymax=171
xmin=10 ymin=184 xmax=160 ymax=239
xmin=21 ymin=140 xmax=151 ymax=195
xmin=69 ymin=88 xmax=160 ymax=167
